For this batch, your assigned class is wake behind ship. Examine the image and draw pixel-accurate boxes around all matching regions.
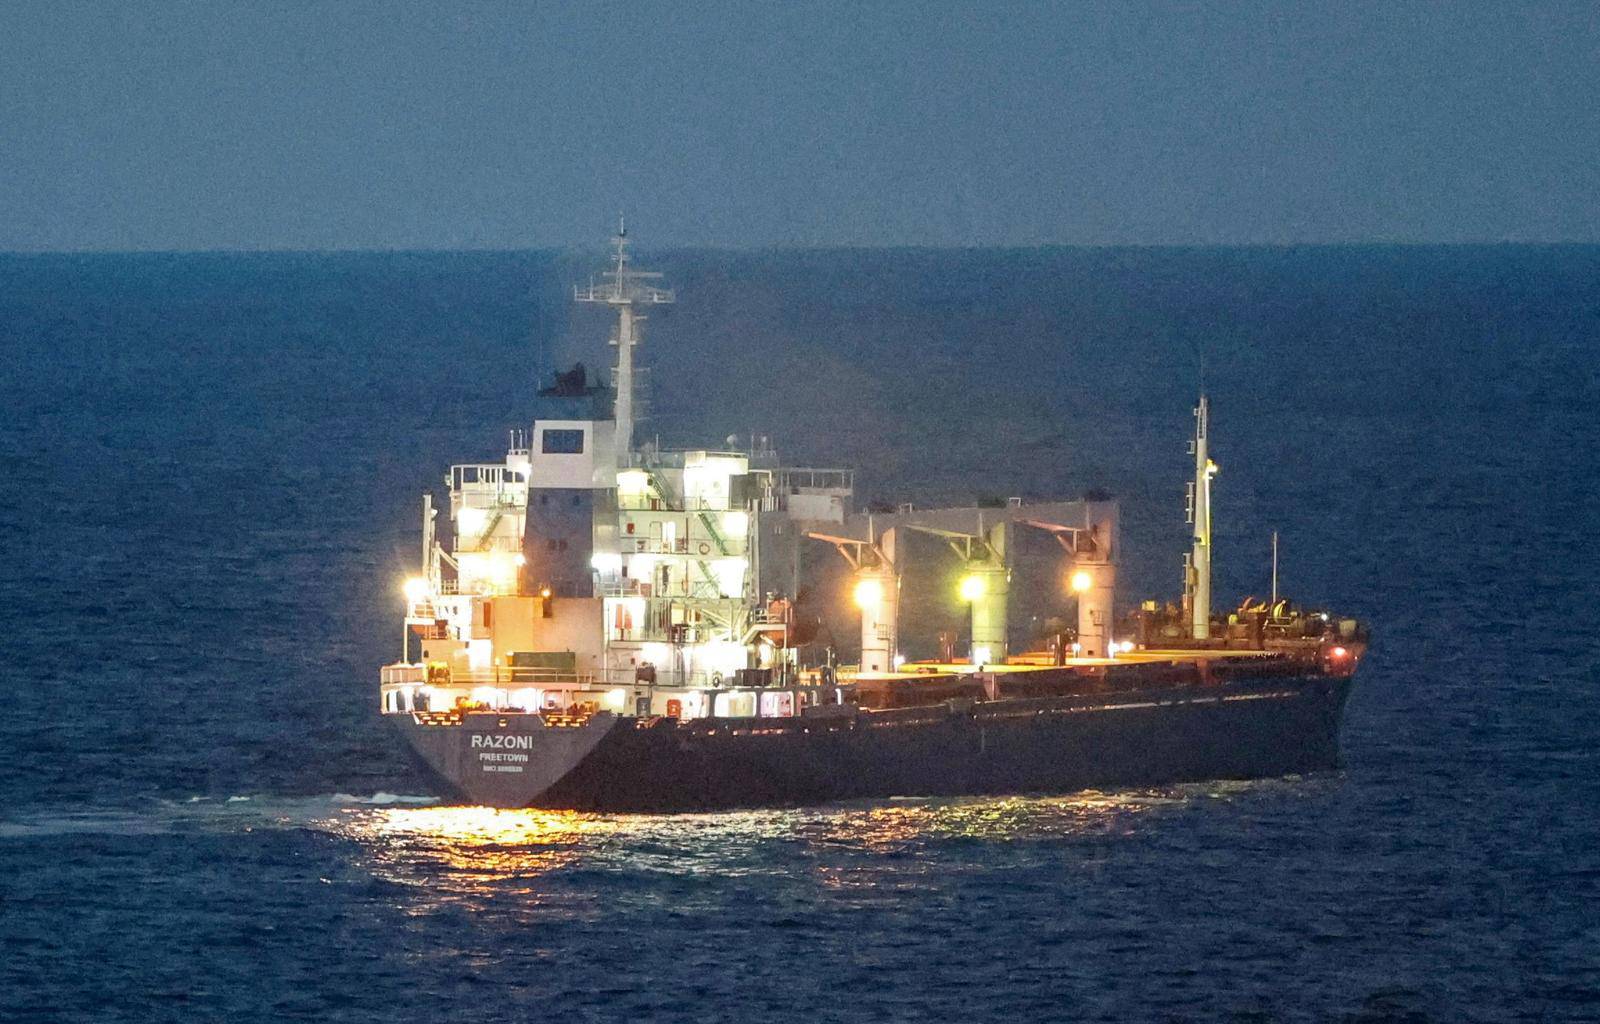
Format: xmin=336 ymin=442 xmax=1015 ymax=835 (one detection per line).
xmin=378 ymin=228 xmax=1366 ymax=811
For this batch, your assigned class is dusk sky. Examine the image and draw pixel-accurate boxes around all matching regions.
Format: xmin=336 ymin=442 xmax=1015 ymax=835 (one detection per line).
xmin=3 ymin=0 xmax=1597 ymax=251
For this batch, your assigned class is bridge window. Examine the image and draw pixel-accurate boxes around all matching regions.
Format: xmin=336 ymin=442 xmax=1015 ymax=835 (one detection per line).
xmin=542 ymin=429 xmax=585 ymax=454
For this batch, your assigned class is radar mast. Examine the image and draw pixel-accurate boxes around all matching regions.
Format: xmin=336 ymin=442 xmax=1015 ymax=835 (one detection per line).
xmin=573 ymin=216 xmax=675 ymax=465
xmin=1185 ymin=395 xmax=1218 ymax=639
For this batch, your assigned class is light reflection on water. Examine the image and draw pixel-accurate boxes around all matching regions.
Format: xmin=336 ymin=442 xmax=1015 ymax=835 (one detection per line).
xmin=822 ymin=790 xmax=1180 ymax=846
xmin=323 ymin=806 xmax=611 ymax=897
xmin=315 ymin=784 xmax=1273 ymax=905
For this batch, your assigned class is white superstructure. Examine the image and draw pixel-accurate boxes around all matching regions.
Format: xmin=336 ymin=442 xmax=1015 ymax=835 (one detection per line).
xmin=384 ymin=226 xmax=850 ymax=722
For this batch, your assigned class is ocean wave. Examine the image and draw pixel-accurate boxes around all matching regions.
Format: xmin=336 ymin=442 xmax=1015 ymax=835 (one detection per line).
xmin=0 ymin=793 xmax=441 ymax=839
xmin=173 ymin=791 xmax=440 ymax=808
xmin=0 ymin=811 xmax=170 ymax=839
xmin=326 ymin=791 xmax=441 ymax=806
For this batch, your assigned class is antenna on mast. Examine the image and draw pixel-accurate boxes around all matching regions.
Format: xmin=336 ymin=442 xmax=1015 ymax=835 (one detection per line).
xmin=1184 ymin=394 xmax=1219 ymax=640
xmin=1271 ymin=530 xmax=1279 ymax=609
xmin=574 ymin=217 xmax=675 ymax=466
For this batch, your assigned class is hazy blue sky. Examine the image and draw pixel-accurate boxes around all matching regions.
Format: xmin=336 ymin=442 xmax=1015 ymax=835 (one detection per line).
xmin=3 ymin=1 xmax=1597 ymax=250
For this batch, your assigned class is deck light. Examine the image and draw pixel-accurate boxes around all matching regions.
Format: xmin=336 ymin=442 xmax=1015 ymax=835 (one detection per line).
xmin=853 ymin=578 xmax=884 ymax=610
xmin=403 ymin=577 xmax=429 ymax=604
xmin=1331 ymin=646 xmax=1348 ymax=659
xmin=959 ymin=574 xmax=986 ymax=602
xmin=1070 ymin=569 xmax=1093 ymax=593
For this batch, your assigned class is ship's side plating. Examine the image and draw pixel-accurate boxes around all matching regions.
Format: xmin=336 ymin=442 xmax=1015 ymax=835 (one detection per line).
xmin=393 ymin=674 xmax=1351 ymax=811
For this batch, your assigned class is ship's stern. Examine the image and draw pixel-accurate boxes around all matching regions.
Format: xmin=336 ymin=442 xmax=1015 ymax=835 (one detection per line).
xmin=390 ymin=711 xmax=619 ymax=808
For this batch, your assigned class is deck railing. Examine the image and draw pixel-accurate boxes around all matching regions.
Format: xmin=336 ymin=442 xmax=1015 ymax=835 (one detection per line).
xmin=618 ymin=537 xmax=748 ymax=557
xmin=380 ymin=663 xmax=426 ymax=685
xmin=617 ymin=495 xmax=733 ymax=512
xmin=380 ymin=663 xmax=596 ymax=688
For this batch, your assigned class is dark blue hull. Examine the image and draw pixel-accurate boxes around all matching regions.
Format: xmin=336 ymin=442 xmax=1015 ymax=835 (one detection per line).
xmin=393 ymin=676 xmax=1352 ymax=812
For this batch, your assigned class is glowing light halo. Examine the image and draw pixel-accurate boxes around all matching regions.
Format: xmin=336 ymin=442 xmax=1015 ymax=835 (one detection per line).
xmin=959 ymin=574 xmax=987 ymax=602
xmin=853 ymin=577 xmax=884 ymax=610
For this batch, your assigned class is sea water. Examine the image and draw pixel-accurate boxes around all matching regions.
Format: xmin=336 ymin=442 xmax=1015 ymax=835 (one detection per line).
xmin=1 ymin=247 xmax=1596 ymax=1022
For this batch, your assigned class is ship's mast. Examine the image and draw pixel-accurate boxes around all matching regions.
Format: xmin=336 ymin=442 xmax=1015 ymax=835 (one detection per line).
xmin=573 ymin=216 xmax=675 ymax=465
xmin=422 ymin=493 xmax=436 ymax=586
xmin=1185 ymin=395 xmax=1218 ymax=639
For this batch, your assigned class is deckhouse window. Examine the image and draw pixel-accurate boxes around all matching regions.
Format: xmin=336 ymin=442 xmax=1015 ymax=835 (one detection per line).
xmin=542 ymin=429 xmax=585 ymax=454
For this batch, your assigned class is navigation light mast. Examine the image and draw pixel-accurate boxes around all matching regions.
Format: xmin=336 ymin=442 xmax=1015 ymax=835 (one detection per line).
xmin=574 ymin=216 xmax=675 ymax=465
xmin=1185 ymin=395 xmax=1218 ymax=639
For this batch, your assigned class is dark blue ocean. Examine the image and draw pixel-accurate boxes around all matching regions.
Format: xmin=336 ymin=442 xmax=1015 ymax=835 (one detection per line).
xmin=2 ymin=246 xmax=1597 ymax=1022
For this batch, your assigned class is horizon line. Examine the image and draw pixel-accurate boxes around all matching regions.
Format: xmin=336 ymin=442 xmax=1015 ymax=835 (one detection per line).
xmin=5 ymin=239 xmax=1600 ymax=258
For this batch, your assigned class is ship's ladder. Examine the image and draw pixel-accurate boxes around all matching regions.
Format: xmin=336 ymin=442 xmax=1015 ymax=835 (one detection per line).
xmin=641 ymin=462 xmax=680 ymax=508
xmin=472 ymin=495 xmax=518 ymax=550
xmin=698 ymin=509 xmax=729 ymax=555
xmin=640 ymin=464 xmax=732 ymax=592
xmin=687 ymin=513 xmax=739 ymax=592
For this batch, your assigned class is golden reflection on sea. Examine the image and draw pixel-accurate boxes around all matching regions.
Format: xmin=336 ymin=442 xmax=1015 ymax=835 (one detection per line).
xmin=320 ymin=786 xmax=1224 ymax=906
xmin=325 ymin=805 xmax=615 ymax=900
xmin=805 ymin=790 xmax=1178 ymax=847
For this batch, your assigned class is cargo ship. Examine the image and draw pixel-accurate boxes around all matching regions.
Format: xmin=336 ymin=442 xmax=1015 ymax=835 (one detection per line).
xmin=378 ymin=226 xmax=1366 ymax=811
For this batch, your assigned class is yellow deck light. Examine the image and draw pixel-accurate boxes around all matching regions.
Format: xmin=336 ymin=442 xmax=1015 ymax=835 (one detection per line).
xmin=959 ymin=574 xmax=987 ymax=602
xmin=403 ymin=577 xmax=429 ymax=604
xmin=1070 ymin=569 xmax=1093 ymax=594
xmin=853 ymin=578 xmax=884 ymax=610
